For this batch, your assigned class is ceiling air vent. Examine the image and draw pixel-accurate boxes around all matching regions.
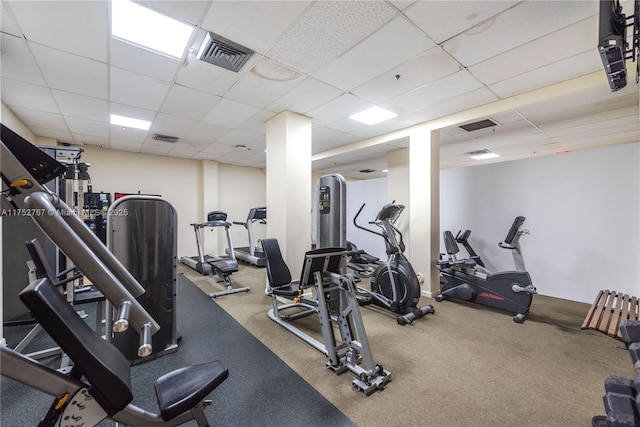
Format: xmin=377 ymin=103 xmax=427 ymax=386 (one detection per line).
xmin=459 ymin=118 xmax=499 ymax=132
xmin=359 ymin=169 xmax=376 ymax=174
xmin=152 ymin=134 xmax=179 ymax=143
xmin=196 ymin=32 xmax=253 ymax=73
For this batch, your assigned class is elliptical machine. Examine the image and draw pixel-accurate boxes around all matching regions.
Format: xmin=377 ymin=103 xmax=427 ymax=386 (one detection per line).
xmin=436 ymin=216 xmax=537 ymax=323
xmin=353 ymin=203 xmax=435 ymax=325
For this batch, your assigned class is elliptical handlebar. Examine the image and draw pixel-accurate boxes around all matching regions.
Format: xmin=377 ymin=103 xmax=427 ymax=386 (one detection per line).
xmin=353 ymin=203 xmax=386 ymax=240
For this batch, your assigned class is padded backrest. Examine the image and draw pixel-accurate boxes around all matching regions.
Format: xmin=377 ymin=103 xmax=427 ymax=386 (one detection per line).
xmin=443 ymin=231 xmax=460 ymax=255
xmin=19 ymin=278 xmax=133 ymax=416
xmin=261 ymin=238 xmax=292 ymax=288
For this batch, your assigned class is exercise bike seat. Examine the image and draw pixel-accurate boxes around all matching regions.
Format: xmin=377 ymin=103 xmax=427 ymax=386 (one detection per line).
xmin=155 ymin=360 xmax=228 ymax=421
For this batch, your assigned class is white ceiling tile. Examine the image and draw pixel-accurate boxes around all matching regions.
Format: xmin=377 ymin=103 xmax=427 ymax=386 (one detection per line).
xmin=236 ymin=110 xmax=277 ymax=135
xmin=176 ymin=45 xmax=248 ymax=96
xmin=150 ymin=113 xmax=198 ymax=138
xmin=52 ymin=90 xmax=109 ymax=122
xmin=29 ymin=127 xmax=74 ymax=144
xmin=6 ymin=1 xmax=107 ymax=61
xmin=66 ymin=116 xmax=109 ymax=137
xmin=408 ymin=87 xmax=499 ymax=123
xmin=0 ymin=34 xmax=46 ymax=85
xmin=307 ymin=93 xmax=371 ymax=126
xmin=110 ymin=38 xmax=181 ymax=83
xmin=224 ymin=58 xmax=305 ymax=108
xmin=268 ymin=78 xmax=343 ymax=115
xmin=137 ymin=1 xmax=211 ymax=26
xmin=29 ymin=43 xmax=108 ymax=99
xmin=110 ymin=139 xmax=143 ymax=153
xmin=168 ymin=147 xmax=201 ymax=159
xmin=160 ymin=84 xmax=221 ymax=121
xmin=442 ymin=1 xmax=597 ymax=66
xmin=1 ymin=2 xmax=22 ymax=37
xmin=110 ymin=67 xmax=171 ymax=111
xmin=469 ymin=15 xmax=598 ymax=86
xmin=325 ymin=118 xmax=368 ymax=134
xmin=351 ymin=117 xmax=417 ymax=139
xmin=110 ymin=125 xmax=148 ymax=143
xmin=352 ymin=47 xmax=462 ymax=104
xmin=313 ymin=16 xmax=435 ymax=91
xmin=404 ymin=1 xmax=519 ymax=44
xmin=185 ymin=122 xmax=233 ymax=145
xmin=202 ymin=142 xmax=236 ymax=156
xmin=386 ymin=70 xmax=484 ymax=115
xmin=488 ymin=50 xmax=602 ymax=98
xmin=141 ymin=144 xmax=173 ymax=156
xmin=109 ymin=103 xmax=156 ymax=122
xmin=267 ymin=1 xmax=397 ymax=74
xmin=218 ymin=129 xmax=260 ymax=146
xmin=389 ymin=1 xmax=415 ymax=12
xmin=1 ymin=78 xmax=59 ymax=113
xmin=201 ymin=99 xmax=261 ymax=128
xmin=201 ymin=1 xmax=311 ymax=54
xmin=9 ymin=106 xmax=67 ymax=130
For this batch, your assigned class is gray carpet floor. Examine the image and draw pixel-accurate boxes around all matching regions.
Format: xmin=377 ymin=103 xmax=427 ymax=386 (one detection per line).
xmin=1 ymin=274 xmax=354 ymax=426
xmin=189 ymin=261 xmax=634 ymax=427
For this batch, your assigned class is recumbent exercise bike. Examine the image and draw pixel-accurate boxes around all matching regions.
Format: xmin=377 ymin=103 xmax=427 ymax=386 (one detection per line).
xmin=436 ymin=216 xmax=536 ymax=323
xmin=351 ymin=202 xmax=434 ymax=325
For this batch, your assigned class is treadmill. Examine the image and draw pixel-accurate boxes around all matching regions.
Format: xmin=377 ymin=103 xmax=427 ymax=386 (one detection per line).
xmin=181 ymin=211 xmax=249 ymax=298
xmin=228 ymin=206 xmax=267 ymax=267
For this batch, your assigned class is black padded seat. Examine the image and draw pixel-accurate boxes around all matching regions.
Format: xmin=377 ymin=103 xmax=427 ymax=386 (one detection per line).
xmin=261 ymin=238 xmax=300 ymax=296
xmin=19 ymin=278 xmax=132 ymax=416
xmin=210 ymin=259 xmax=238 ymax=274
xmin=155 ymin=360 xmax=228 ymax=421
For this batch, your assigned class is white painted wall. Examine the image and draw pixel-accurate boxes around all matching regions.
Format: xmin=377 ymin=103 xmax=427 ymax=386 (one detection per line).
xmin=346 ymin=178 xmax=388 ymax=260
xmin=440 ymin=143 xmax=640 ymax=303
xmin=80 ymin=147 xmax=266 ymax=258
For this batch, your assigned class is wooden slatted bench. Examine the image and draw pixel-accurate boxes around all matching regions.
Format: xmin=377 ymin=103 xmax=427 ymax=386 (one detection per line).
xmin=581 ymin=290 xmax=639 ymax=340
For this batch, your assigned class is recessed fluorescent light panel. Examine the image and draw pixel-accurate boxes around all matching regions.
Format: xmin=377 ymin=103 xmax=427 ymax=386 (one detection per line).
xmin=111 ymin=0 xmax=194 ymax=58
xmin=111 ymin=114 xmax=151 ymax=130
xmin=468 ymin=149 xmax=500 ymax=160
xmin=349 ymin=106 xmax=397 ymax=125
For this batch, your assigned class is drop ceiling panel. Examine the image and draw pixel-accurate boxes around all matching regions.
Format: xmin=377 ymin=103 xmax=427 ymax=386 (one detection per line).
xmin=407 ymin=87 xmax=499 ymax=124
xmin=52 ymin=90 xmax=109 ymax=122
xmin=386 ymin=70 xmax=483 ymax=114
xmin=6 ymin=1 xmax=107 ymax=61
xmin=268 ymin=78 xmax=343 ymax=114
xmin=110 ymin=139 xmax=143 ymax=152
xmin=469 ymin=15 xmax=598 ymax=86
xmin=30 ymin=43 xmax=108 ymax=99
xmin=73 ymin=133 xmax=108 ymax=147
xmin=489 ymin=51 xmax=603 ymax=98
xmin=307 ymin=93 xmax=371 ymax=126
xmin=441 ymin=1 xmax=597 ymax=67
xmin=9 ymin=107 xmax=67 ymax=131
xmin=404 ymin=1 xmax=519 ymax=44
xmin=30 ymin=127 xmax=74 ymax=144
xmin=202 ymin=142 xmax=236 ymax=156
xmin=185 ymin=122 xmax=233 ymax=145
xmin=169 ymin=147 xmax=201 ymax=158
xmin=109 ymin=102 xmax=156 ymax=122
xmin=201 ymin=1 xmax=311 ymax=54
xmin=66 ymin=116 xmax=108 ymax=137
xmin=175 ymin=50 xmax=244 ymax=96
xmin=141 ymin=144 xmax=173 ymax=156
xmin=267 ymin=1 xmax=397 ymax=74
xmin=160 ymin=84 xmax=221 ymax=120
xmin=110 ymin=125 xmax=148 ymax=143
xmin=110 ymin=38 xmax=182 ymax=83
xmin=201 ymin=98 xmax=261 ymax=128
xmin=313 ymin=16 xmax=435 ymax=91
xmin=351 ymin=117 xmax=417 ymax=139
xmin=352 ymin=47 xmax=462 ymax=104
xmin=0 ymin=34 xmax=47 ymax=85
xmin=224 ymin=58 xmax=305 ymax=108
xmin=110 ymin=67 xmax=171 ymax=111
xmin=1 ymin=79 xmax=59 ymax=113
xmin=1 ymin=2 xmax=21 ymax=37
xmin=150 ymin=113 xmax=198 ymax=138
xmin=218 ymin=129 xmax=261 ymax=146
xmin=236 ymin=110 xmax=277 ymax=135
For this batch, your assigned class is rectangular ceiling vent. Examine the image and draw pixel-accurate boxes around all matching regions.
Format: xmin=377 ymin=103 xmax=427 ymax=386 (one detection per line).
xmin=358 ymin=169 xmax=376 ymax=174
xmin=152 ymin=134 xmax=180 ymax=143
xmin=459 ymin=118 xmax=500 ymax=132
xmin=467 ymin=149 xmax=492 ymax=156
xmin=196 ymin=32 xmax=253 ymax=73
xmin=81 ymin=141 xmax=105 ymax=148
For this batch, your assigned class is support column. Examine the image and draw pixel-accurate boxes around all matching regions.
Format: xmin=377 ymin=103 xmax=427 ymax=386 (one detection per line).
xmin=409 ymin=129 xmax=440 ymax=297
xmin=386 ymin=148 xmax=410 ymax=250
xmin=266 ymin=111 xmax=312 ymax=273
